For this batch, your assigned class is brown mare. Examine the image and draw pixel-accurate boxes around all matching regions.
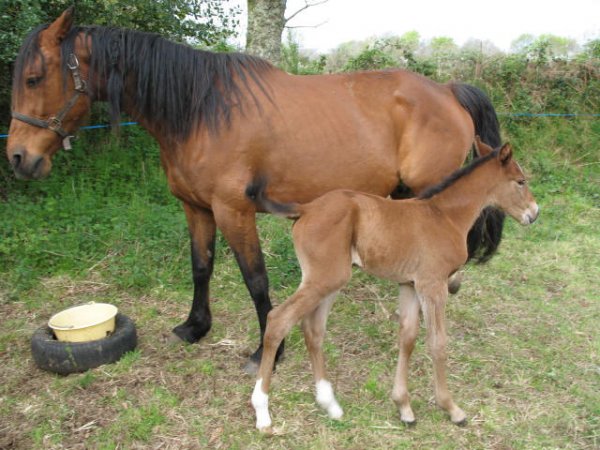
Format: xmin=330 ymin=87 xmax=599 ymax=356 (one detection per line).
xmin=249 ymin=138 xmax=539 ymax=430
xmin=7 ymin=8 xmax=505 ymax=371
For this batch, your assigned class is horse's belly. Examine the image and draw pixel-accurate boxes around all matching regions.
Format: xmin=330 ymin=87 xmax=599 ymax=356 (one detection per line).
xmin=264 ymin=143 xmax=398 ymax=202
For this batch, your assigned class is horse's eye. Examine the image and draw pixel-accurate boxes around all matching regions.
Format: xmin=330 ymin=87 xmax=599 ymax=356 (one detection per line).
xmin=517 ymin=179 xmax=526 ymax=186
xmin=26 ymin=76 xmax=41 ymax=88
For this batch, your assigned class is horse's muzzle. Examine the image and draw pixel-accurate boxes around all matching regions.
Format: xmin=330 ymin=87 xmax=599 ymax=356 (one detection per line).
xmin=9 ymin=147 xmax=47 ymax=180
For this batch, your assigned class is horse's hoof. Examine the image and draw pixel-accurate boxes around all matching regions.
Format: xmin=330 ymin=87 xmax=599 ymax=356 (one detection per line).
xmin=172 ymin=322 xmax=210 ymax=344
xmin=243 ymin=359 xmax=260 ymax=375
xmin=167 ymin=332 xmax=184 ymax=344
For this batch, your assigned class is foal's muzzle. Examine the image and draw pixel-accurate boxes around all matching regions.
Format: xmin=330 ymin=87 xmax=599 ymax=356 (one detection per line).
xmin=522 ymin=203 xmax=540 ymax=225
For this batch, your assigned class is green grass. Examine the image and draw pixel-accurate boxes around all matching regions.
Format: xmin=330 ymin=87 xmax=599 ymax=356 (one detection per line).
xmin=0 ymin=120 xmax=598 ymax=449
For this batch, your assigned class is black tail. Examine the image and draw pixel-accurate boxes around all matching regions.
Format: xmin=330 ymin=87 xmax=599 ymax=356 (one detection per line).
xmin=245 ymin=177 xmax=301 ymax=219
xmin=450 ymin=83 xmax=506 ymax=263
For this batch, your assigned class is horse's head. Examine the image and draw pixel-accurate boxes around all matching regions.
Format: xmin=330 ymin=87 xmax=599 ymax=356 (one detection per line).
xmin=475 ymin=136 xmax=539 ymax=226
xmin=7 ymin=7 xmax=91 ymax=180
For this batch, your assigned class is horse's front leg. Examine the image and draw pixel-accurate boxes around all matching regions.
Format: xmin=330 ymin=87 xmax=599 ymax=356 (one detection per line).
xmin=416 ymin=280 xmax=467 ymax=426
xmin=172 ymin=204 xmax=217 ymax=343
xmin=212 ymin=201 xmax=284 ymax=374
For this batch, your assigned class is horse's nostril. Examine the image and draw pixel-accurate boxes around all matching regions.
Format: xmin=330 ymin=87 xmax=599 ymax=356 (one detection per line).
xmin=11 ymin=152 xmax=22 ymax=169
xmin=32 ymin=154 xmax=44 ymax=175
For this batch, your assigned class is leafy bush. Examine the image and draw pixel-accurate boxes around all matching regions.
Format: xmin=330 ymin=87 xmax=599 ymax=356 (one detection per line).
xmin=343 ymin=47 xmax=398 ymax=71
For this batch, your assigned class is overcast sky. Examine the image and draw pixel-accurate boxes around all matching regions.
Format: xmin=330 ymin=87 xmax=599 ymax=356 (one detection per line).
xmin=233 ymin=0 xmax=600 ymax=52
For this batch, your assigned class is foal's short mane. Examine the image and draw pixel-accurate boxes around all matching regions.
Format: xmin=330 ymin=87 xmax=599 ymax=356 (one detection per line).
xmin=13 ymin=25 xmax=274 ymax=141
xmin=417 ymin=148 xmax=499 ymax=200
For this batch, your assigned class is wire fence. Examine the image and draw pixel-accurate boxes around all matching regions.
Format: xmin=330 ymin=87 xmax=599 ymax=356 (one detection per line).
xmin=0 ymin=121 xmax=138 ymax=139
xmin=1 ymin=115 xmax=599 ymax=139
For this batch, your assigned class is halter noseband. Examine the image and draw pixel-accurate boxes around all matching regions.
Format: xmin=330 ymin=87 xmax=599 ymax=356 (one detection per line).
xmin=11 ymin=53 xmax=87 ymax=150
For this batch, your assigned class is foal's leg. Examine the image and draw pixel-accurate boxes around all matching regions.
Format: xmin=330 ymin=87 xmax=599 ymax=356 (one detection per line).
xmin=302 ymin=292 xmax=343 ymax=419
xmin=253 ymin=260 xmax=351 ymax=431
xmin=172 ymin=204 xmax=216 ymax=343
xmin=212 ymin=203 xmax=283 ymax=373
xmin=416 ymin=280 xmax=467 ymax=425
xmin=391 ymin=284 xmax=421 ymax=425
xmin=252 ymin=285 xmax=330 ymax=430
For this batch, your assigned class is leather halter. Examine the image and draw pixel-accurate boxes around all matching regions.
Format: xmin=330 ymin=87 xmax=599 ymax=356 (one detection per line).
xmin=11 ymin=53 xmax=87 ymax=150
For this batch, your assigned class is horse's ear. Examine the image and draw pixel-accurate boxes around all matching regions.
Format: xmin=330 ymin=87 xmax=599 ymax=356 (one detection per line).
xmin=42 ymin=6 xmax=75 ymax=46
xmin=498 ymin=143 xmax=513 ymax=165
xmin=474 ymin=135 xmax=494 ymax=156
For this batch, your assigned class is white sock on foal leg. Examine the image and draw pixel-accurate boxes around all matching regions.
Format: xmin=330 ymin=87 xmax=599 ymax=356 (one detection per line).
xmin=251 ymin=379 xmax=272 ymax=430
xmin=316 ymin=379 xmax=343 ymax=419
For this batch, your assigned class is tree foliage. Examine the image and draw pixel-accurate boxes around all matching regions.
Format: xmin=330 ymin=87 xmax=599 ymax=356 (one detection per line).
xmin=511 ymin=33 xmax=580 ymax=61
xmin=280 ymin=30 xmax=325 ymax=74
xmin=282 ymin=30 xmax=599 ymax=123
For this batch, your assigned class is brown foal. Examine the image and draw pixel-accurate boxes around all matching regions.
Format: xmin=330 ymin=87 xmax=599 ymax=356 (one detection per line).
xmin=250 ymin=138 xmax=539 ymax=430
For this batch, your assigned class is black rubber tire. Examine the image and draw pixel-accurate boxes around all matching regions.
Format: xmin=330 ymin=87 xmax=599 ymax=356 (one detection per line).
xmin=31 ymin=313 xmax=137 ymax=375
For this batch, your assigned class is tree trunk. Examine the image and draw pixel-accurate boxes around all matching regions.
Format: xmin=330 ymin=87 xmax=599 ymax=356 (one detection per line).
xmin=246 ymin=0 xmax=286 ymax=65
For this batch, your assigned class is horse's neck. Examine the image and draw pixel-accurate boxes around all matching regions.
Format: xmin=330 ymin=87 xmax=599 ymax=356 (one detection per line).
xmin=429 ymin=164 xmax=497 ymax=233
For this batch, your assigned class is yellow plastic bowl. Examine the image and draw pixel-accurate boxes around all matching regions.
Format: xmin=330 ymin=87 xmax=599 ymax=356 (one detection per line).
xmin=48 ymin=303 xmax=118 ymax=343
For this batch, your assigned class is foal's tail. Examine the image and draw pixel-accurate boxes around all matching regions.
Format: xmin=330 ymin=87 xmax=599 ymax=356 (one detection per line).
xmin=450 ymin=82 xmax=506 ymax=263
xmin=245 ymin=178 xmax=302 ymax=219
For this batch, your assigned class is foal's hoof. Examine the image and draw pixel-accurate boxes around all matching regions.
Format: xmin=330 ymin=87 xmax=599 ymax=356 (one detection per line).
xmin=453 ymin=417 xmax=468 ymax=427
xmin=257 ymin=425 xmax=275 ymax=435
xmin=401 ymin=419 xmax=417 ymax=428
xmin=450 ymin=409 xmax=468 ymax=427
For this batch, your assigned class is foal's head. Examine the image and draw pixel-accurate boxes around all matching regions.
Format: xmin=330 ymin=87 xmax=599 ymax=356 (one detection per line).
xmin=475 ymin=137 xmax=539 ymax=225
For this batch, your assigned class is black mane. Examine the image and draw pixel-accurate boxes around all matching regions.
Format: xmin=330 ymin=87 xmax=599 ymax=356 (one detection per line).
xmin=13 ymin=25 xmax=274 ymax=141
xmin=417 ymin=147 xmax=499 ymax=200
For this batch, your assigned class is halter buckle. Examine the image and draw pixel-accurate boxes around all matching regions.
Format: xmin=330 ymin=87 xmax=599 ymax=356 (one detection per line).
xmin=67 ymin=54 xmax=86 ymax=92
xmin=67 ymin=53 xmax=80 ymax=70
xmin=47 ymin=116 xmax=63 ymax=132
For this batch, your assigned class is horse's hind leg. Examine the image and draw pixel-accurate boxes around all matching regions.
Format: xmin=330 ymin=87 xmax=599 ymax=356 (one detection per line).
xmin=302 ymin=292 xmax=343 ymax=419
xmin=173 ymin=204 xmax=216 ymax=343
xmin=391 ymin=284 xmax=420 ymax=425
xmin=212 ymin=202 xmax=283 ymax=374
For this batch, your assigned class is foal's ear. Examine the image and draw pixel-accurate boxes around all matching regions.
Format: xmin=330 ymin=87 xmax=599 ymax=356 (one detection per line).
xmin=42 ymin=6 xmax=75 ymax=46
xmin=474 ymin=135 xmax=494 ymax=156
xmin=498 ymin=143 xmax=513 ymax=165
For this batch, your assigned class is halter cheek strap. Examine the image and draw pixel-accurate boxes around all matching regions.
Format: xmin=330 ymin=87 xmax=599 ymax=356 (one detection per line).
xmin=11 ymin=53 xmax=87 ymax=150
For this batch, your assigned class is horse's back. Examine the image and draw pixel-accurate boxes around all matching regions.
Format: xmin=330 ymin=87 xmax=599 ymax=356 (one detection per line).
xmin=172 ymin=68 xmax=476 ymax=211
xmin=262 ymin=69 xmax=474 ymax=194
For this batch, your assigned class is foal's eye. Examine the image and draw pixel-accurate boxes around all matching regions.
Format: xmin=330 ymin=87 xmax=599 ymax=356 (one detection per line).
xmin=26 ymin=76 xmax=42 ymax=88
xmin=517 ymin=179 xmax=526 ymax=186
